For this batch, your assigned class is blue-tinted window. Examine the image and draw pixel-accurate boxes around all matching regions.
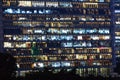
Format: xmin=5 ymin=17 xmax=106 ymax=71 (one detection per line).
xmin=4 ymin=8 xmax=13 ymax=13
xmin=98 ymin=0 xmax=104 ymax=2
xmin=61 ymin=62 xmax=70 ymax=67
xmin=52 ymin=62 xmax=60 ymax=67
xmin=61 ymin=42 xmax=73 ymax=47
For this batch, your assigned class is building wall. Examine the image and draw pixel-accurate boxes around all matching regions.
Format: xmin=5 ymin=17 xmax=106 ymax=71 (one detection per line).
xmin=114 ymin=0 xmax=120 ymax=63
xmin=0 ymin=0 xmax=3 ymax=52
xmin=1 ymin=0 xmax=113 ymax=76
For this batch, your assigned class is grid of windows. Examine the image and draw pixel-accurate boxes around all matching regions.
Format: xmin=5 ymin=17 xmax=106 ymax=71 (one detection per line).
xmin=1 ymin=0 xmax=113 ymax=76
xmin=114 ymin=1 xmax=120 ymax=62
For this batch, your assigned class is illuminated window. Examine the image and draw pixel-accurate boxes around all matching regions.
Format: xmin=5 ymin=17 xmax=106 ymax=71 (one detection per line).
xmin=79 ymin=16 xmax=86 ymax=21
xmin=18 ymin=17 xmax=27 ymax=20
xmin=49 ymin=57 xmax=57 ymax=60
xmin=86 ymin=29 xmax=97 ymax=34
xmin=86 ymin=16 xmax=94 ymax=21
xmin=60 ymin=35 xmax=73 ymax=41
xmin=77 ymin=36 xmax=83 ymax=40
xmin=73 ymin=42 xmax=82 ymax=47
xmin=115 ymin=36 xmax=120 ymax=39
xmin=4 ymin=35 xmax=12 ymax=41
xmin=23 ymin=35 xmax=30 ymax=41
xmin=98 ymin=0 xmax=104 ymax=2
xmin=98 ymin=29 xmax=109 ymax=34
xmin=4 ymin=8 xmax=14 ymax=13
xmin=47 ymin=35 xmax=59 ymax=41
xmin=2 ymin=0 xmax=112 ymax=71
xmin=34 ymin=29 xmax=45 ymax=34
xmin=32 ymin=1 xmax=45 ymax=7
xmin=60 ymin=29 xmax=72 ymax=34
xmin=4 ymin=42 xmax=12 ymax=48
xmin=91 ymin=35 xmax=99 ymax=40
xmin=2 ymin=0 xmax=17 ymax=6
xmin=26 ymin=29 xmax=33 ymax=34
xmin=61 ymin=62 xmax=70 ymax=67
xmin=96 ymin=17 xmax=105 ymax=21
xmin=76 ymin=54 xmax=87 ymax=60
xmin=39 ymin=55 xmax=48 ymax=61
xmin=100 ymin=36 xmax=110 ymax=40
xmin=87 ymin=42 xmax=92 ymax=47
xmin=51 ymin=62 xmax=60 ymax=67
xmin=45 ymin=10 xmax=53 ymax=14
xmin=115 ymin=32 xmax=120 ymax=36
xmin=46 ymin=2 xmax=58 ymax=7
xmin=18 ymin=1 xmax=32 ymax=7
xmin=47 ymin=28 xmax=60 ymax=34
xmin=116 ymin=21 xmax=120 ymax=24
xmin=32 ymin=62 xmax=44 ymax=68
xmin=73 ymin=29 xmax=85 ymax=34
xmin=83 ymin=3 xmax=98 ymax=8
xmin=61 ymin=42 xmax=73 ymax=47
xmin=59 ymin=2 xmax=72 ymax=8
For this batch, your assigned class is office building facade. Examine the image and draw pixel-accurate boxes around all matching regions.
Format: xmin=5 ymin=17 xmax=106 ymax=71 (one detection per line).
xmin=0 ymin=0 xmax=114 ymax=76
xmin=114 ymin=0 xmax=120 ymax=63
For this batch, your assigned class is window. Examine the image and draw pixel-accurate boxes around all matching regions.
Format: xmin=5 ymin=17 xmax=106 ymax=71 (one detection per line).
xmin=115 ymin=32 xmax=120 ymax=36
xmin=77 ymin=36 xmax=83 ymax=40
xmin=2 ymin=0 xmax=16 ymax=6
xmin=86 ymin=16 xmax=94 ymax=21
xmin=80 ymin=61 xmax=86 ymax=66
xmin=116 ymin=21 xmax=120 ymax=25
xmin=18 ymin=1 xmax=32 ymax=7
xmin=99 ymin=29 xmax=110 ymax=34
xmin=47 ymin=35 xmax=59 ymax=41
xmin=73 ymin=42 xmax=82 ymax=47
xmin=32 ymin=63 xmax=44 ymax=68
xmin=60 ymin=35 xmax=73 ymax=41
xmin=59 ymin=2 xmax=72 ymax=8
xmin=73 ymin=29 xmax=85 ymax=34
xmin=39 ymin=55 xmax=48 ymax=61
xmin=32 ymin=1 xmax=45 ymax=7
xmin=96 ymin=17 xmax=105 ymax=21
xmin=4 ymin=8 xmax=14 ymax=13
xmin=100 ymin=35 xmax=110 ymax=40
xmin=14 ymin=21 xmax=42 ymax=27
xmin=26 ymin=29 xmax=33 ymax=34
xmin=80 ymin=16 xmax=86 ymax=21
xmin=61 ymin=42 xmax=73 ymax=47
xmin=98 ymin=0 xmax=104 ymax=2
xmin=4 ymin=42 xmax=12 ymax=48
xmin=47 ymin=28 xmax=60 ymax=34
xmin=76 ymin=54 xmax=86 ymax=60
xmin=51 ymin=62 xmax=60 ymax=67
xmin=83 ymin=3 xmax=98 ymax=8
xmin=45 ymin=10 xmax=53 ymax=14
xmin=61 ymin=62 xmax=70 ymax=67
xmin=34 ymin=29 xmax=45 ymax=34
xmin=60 ymin=28 xmax=72 ymax=34
xmin=46 ymin=2 xmax=58 ymax=7
xmin=4 ymin=35 xmax=12 ymax=41
xmin=18 ymin=17 xmax=27 ymax=20
xmin=86 ymin=29 xmax=97 ymax=34
xmin=91 ymin=35 xmax=99 ymax=40
xmin=115 ymin=36 xmax=120 ymax=39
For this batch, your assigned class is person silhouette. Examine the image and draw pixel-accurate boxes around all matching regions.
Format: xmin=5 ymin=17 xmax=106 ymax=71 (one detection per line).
xmin=0 ymin=52 xmax=16 ymax=80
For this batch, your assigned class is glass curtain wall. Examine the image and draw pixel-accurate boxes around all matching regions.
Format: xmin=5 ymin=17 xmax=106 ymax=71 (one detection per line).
xmin=1 ymin=0 xmax=113 ymax=76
